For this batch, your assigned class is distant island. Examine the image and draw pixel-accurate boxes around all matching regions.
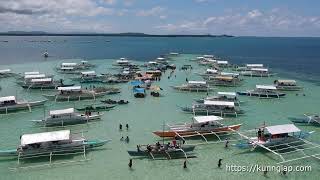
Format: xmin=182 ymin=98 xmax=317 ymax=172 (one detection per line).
xmin=0 ymin=31 xmax=233 ymax=38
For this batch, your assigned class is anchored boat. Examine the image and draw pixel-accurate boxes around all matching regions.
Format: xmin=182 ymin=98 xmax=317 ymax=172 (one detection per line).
xmin=153 ymin=115 xmax=242 ymax=138
xmin=76 ymin=104 xmax=116 ymax=112
xmin=0 ymin=96 xmax=46 ymax=114
xmin=194 ymin=92 xmax=242 ymax=106
xmin=0 ymin=130 xmax=110 ymax=163
xmin=19 ymin=78 xmax=74 ymax=89
xmin=128 ymin=142 xmax=196 ymax=160
xmin=289 ymin=114 xmax=320 ymax=126
xmin=274 ymin=79 xmax=303 ymax=91
xmin=206 ymin=75 xmax=242 ymax=87
xmin=0 ymin=69 xmax=16 ymax=78
xmin=234 ymin=64 xmax=264 ymax=71
xmin=180 ymin=100 xmax=244 ymax=117
xmin=237 ymin=85 xmax=286 ymax=98
xmin=172 ymin=81 xmax=214 ymax=92
xmin=240 ymin=68 xmax=275 ymax=77
xmin=42 ymin=86 xmax=108 ymax=101
xmin=32 ymin=108 xmax=103 ymax=126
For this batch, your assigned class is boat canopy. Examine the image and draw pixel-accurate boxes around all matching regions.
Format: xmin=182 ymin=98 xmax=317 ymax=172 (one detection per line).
xmin=116 ymin=59 xmax=129 ymax=63
xmin=62 ymin=63 xmax=77 ymax=66
xmin=256 ymin=85 xmax=277 ymax=90
xmin=188 ymin=81 xmax=206 ymax=85
xmin=0 ymin=96 xmax=16 ymax=102
xmin=81 ymin=71 xmax=96 ymax=75
xmin=206 ymin=69 xmax=218 ymax=73
xmin=0 ymin=69 xmax=11 ymax=73
xmin=146 ymin=70 xmax=162 ymax=73
xmin=265 ymin=124 xmax=300 ymax=135
xmin=31 ymin=78 xmax=52 ymax=82
xmin=197 ymin=56 xmax=204 ymax=59
xmin=204 ymin=100 xmax=235 ymax=107
xmin=276 ymin=79 xmax=297 ymax=84
xmin=207 ymin=59 xmax=217 ymax=62
xmin=81 ymin=60 xmax=88 ymax=63
xmin=122 ymin=71 xmax=130 ymax=74
xmin=130 ymin=80 xmax=143 ymax=86
xmin=157 ymin=57 xmax=165 ymax=60
xmin=58 ymin=86 xmax=81 ymax=91
xmin=246 ymin=64 xmax=263 ymax=67
xmin=60 ymin=67 xmax=75 ymax=70
xmin=49 ymin=108 xmax=74 ymax=116
xmin=24 ymin=71 xmax=40 ymax=75
xmin=203 ymin=55 xmax=214 ymax=58
xmin=217 ymin=61 xmax=228 ymax=64
xmin=148 ymin=61 xmax=157 ymax=64
xmin=220 ymin=72 xmax=239 ymax=76
xmin=25 ymin=74 xmax=46 ymax=79
xmin=133 ymin=88 xmax=145 ymax=93
xmin=217 ymin=92 xmax=237 ymax=97
xmin=193 ymin=115 xmax=223 ymax=123
xmin=21 ymin=130 xmax=71 ymax=146
xmin=215 ymin=76 xmax=234 ymax=80
xmin=251 ymin=68 xmax=268 ymax=72
xmin=61 ymin=63 xmax=77 ymax=66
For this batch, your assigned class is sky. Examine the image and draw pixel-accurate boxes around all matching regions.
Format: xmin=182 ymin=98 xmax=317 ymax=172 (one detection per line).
xmin=0 ymin=0 xmax=320 ymax=36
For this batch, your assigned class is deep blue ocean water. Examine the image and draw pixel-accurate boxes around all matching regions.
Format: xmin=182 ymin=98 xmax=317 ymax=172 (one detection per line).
xmin=0 ymin=36 xmax=319 ymax=82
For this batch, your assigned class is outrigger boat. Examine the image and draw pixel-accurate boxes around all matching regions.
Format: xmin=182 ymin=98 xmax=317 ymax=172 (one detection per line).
xmin=127 ymin=142 xmax=196 ymax=160
xmin=32 ymin=108 xmax=103 ymax=126
xmin=194 ymin=92 xmax=242 ymax=106
xmin=76 ymin=104 xmax=116 ymax=112
xmin=153 ymin=115 xmax=242 ymax=138
xmin=112 ymin=58 xmax=132 ymax=67
xmin=73 ymin=71 xmax=106 ymax=83
xmin=216 ymin=60 xmax=231 ymax=68
xmin=274 ymin=79 xmax=303 ymax=91
xmin=0 ymin=130 xmax=110 ymax=164
xmin=234 ymin=64 xmax=264 ymax=71
xmin=0 ymin=96 xmax=46 ymax=114
xmin=56 ymin=61 xmax=94 ymax=74
xmin=18 ymin=78 xmax=74 ymax=89
xmin=237 ymin=85 xmax=286 ymax=98
xmin=235 ymin=124 xmax=320 ymax=164
xmin=42 ymin=86 xmax=108 ymax=101
xmin=289 ymin=114 xmax=320 ymax=126
xmin=205 ymin=75 xmax=242 ymax=87
xmin=0 ymin=69 xmax=16 ymax=78
xmin=196 ymin=69 xmax=219 ymax=77
xmin=240 ymin=68 xmax=275 ymax=77
xmin=180 ymin=100 xmax=244 ymax=117
xmin=172 ymin=81 xmax=214 ymax=92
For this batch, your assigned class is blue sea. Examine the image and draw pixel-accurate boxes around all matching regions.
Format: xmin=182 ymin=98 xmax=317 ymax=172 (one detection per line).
xmin=1 ymin=36 xmax=320 ymax=82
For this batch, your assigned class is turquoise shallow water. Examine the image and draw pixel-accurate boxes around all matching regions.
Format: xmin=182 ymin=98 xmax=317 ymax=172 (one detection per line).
xmin=0 ymin=54 xmax=319 ymax=180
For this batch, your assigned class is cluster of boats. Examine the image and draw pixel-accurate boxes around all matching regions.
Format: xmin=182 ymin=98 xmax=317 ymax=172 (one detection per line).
xmin=0 ymin=52 xmax=319 ymax=167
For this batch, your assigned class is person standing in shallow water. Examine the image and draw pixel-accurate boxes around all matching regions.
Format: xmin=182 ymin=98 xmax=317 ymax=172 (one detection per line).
xmin=183 ymin=160 xmax=187 ymax=168
xmin=126 ymin=124 xmax=129 ymax=130
xmin=119 ymin=124 xmax=122 ymax=131
xmin=218 ymin=159 xmax=222 ymax=168
xmin=128 ymin=159 xmax=132 ymax=168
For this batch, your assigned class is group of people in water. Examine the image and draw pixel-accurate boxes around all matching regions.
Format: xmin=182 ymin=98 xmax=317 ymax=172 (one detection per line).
xmin=119 ymin=123 xmax=130 ymax=143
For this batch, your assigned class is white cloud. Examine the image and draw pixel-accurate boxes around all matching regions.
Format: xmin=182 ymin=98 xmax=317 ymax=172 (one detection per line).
xmin=157 ymin=9 xmax=320 ymax=36
xmin=0 ymin=0 xmax=115 ymax=32
xmin=136 ymin=6 xmax=165 ymax=17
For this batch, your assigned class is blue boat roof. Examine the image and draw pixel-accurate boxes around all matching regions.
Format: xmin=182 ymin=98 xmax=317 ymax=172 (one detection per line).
xmin=130 ymin=81 xmax=143 ymax=86
xmin=133 ymin=88 xmax=145 ymax=93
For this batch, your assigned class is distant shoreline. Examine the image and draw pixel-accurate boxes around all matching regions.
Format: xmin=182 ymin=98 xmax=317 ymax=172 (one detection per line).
xmin=0 ymin=32 xmax=233 ymax=38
